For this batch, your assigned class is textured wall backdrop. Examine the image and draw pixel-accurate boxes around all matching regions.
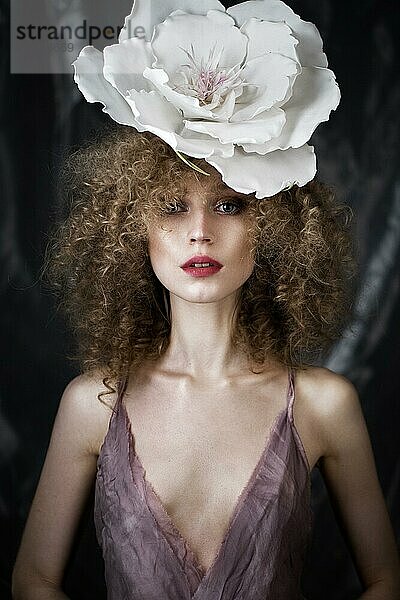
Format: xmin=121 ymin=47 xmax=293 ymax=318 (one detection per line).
xmin=1 ymin=0 xmax=399 ymax=598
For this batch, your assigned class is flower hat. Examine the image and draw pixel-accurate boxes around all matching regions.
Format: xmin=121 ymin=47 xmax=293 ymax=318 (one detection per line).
xmin=72 ymin=0 xmax=340 ymax=199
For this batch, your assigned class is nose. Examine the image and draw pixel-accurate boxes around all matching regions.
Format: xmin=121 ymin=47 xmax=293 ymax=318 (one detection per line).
xmin=187 ymin=206 xmax=214 ymax=244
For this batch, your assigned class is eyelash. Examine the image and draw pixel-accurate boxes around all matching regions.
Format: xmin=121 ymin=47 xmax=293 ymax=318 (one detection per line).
xmin=163 ymin=199 xmax=244 ymax=215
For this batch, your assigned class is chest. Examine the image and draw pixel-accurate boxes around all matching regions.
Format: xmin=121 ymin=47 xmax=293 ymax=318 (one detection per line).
xmin=113 ymin=376 xmax=300 ymax=569
xmin=129 ymin=378 xmax=284 ymax=478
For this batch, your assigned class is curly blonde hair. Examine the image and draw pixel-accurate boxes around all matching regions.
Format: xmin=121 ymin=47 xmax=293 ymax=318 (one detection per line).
xmin=43 ymin=125 xmax=357 ymax=401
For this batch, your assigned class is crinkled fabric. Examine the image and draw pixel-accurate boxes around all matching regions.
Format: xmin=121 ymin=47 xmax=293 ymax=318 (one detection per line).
xmin=94 ymin=368 xmax=313 ymax=599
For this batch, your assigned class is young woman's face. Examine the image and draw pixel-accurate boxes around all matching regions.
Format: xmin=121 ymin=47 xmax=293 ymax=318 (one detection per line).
xmin=147 ymin=174 xmax=255 ymax=304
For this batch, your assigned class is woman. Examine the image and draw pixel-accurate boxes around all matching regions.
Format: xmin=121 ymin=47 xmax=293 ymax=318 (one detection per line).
xmin=12 ymin=0 xmax=400 ymax=597
xmin=11 ymin=127 xmax=400 ymax=599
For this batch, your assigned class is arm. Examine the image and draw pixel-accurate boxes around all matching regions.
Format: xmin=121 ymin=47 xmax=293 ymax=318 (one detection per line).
xmin=12 ymin=373 xmax=113 ymax=599
xmin=317 ymin=372 xmax=400 ymax=599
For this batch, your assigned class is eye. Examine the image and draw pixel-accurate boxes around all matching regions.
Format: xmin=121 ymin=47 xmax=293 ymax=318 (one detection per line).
xmin=215 ymin=199 xmax=244 ymax=215
xmin=162 ymin=199 xmax=187 ymax=214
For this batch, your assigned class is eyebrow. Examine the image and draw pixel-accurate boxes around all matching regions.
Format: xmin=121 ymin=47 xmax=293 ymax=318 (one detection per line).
xmin=218 ymin=189 xmax=244 ymax=196
xmin=182 ymin=186 xmax=248 ymax=200
xmin=180 ymin=192 xmax=248 ymax=205
xmin=211 ymin=182 xmax=252 ymax=198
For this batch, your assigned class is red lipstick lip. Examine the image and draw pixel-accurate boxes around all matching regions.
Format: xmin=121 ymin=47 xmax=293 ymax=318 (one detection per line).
xmin=181 ymin=255 xmax=223 ymax=269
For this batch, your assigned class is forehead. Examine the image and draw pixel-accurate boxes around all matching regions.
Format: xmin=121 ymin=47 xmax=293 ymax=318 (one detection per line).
xmin=183 ymin=170 xmax=248 ymax=199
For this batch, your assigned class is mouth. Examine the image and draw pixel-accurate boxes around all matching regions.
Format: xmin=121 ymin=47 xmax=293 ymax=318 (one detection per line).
xmin=187 ymin=261 xmax=215 ymax=268
xmin=180 ymin=255 xmax=223 ymax=278
xmin=181 ymin=255 xmax=223 ymax=269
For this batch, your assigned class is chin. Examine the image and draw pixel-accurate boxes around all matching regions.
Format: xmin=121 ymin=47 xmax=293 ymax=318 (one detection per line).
xmin=171 ymin=284 xmax=241 ymax=304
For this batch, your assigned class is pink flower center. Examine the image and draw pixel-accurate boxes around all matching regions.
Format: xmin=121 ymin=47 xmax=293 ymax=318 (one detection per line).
xmin=175 ymin=42 xmax=243 ymax=105
xmin=195 ymin=68 xmax=228 ymax=101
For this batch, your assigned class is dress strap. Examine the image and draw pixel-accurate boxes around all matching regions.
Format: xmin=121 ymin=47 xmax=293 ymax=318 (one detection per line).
xmin=113 ymin=374 xmax=129 ymax=414
xmin=286 ymin=367 xmax=296 ymax=423
xmin=286 ymin=367 xmax=311 ymax=473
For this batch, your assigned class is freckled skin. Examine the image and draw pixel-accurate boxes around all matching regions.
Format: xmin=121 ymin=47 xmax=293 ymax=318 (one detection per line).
xmin=147 ymin=176 xmax=255 ymax=305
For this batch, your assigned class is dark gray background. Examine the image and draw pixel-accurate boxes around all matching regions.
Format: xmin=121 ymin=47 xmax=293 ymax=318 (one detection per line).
xmin=1 ymin=0 xmax=399 ymax=598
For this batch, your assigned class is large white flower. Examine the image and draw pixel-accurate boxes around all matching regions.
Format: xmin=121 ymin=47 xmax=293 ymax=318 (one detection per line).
xmin=72 ymin=0 xmax=340 ymax=199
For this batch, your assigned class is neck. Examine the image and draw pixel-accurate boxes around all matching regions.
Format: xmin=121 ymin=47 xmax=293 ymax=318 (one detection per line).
xmin=161 ymin=289 xmax=248 ymax=380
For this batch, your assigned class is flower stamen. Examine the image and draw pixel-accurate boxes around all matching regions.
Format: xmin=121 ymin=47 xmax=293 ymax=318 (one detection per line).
xmin=174 ymin=41 xmax=244 ymax=105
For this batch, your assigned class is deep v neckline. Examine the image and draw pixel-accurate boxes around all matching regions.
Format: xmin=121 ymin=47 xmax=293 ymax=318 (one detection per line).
xmin=120 ymin=369 xmax=293 ymax=590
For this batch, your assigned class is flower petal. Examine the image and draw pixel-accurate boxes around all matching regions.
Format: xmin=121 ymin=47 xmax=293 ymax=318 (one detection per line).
xmin=240 ymin=66 xmax=340 ymax=152
xmin=177 ymin=130 xmax=235 ymax=158
xmin=205 ymin=144 xmax=316 ymax=198
xmin=241 ymin=19 xmax=299 ymax=62
xmin=227 ymin=0 xmax=328 ymax=68
xmin=151 ymin=10 xmax=247 ymax=78
xmin=119 ymin=0 xmax=226 ymax=42
xmin=72 ymin=46 xmax=138 ymax=127
xmin=126 ymin=89 xmax=234 ymax=158
xmin=184 ymin=107 xmax=285 ymax=144
xmin=231 ymin=53 xmax=299 ymax=122
xmin=209 ymin=88 xmax=237 ymax=121
xmin=143 ymin=67 xmax=216 ymax=119
xmin=125 ymin=89 xmax=183 ymax=148
xmin=103 ymin=38 xmax=153 ymax=94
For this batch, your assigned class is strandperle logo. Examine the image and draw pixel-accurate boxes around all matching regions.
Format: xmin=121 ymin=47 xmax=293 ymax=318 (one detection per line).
xmin=10 ymin=0 xmax=148 ymax=74
xmin=15 ymin=19 xmax=146 ymax=48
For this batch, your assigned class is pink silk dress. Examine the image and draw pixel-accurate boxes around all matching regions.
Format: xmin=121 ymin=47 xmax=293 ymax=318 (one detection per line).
xmin=94 ymin=368 xmax=313 ymax=599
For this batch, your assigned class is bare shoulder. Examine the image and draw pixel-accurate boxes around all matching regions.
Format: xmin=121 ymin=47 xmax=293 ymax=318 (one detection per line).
xmin=59 ymin=370 xmax=119 ymax=457
xmin=296 ymin=365 xmax=358 ymax=415
xmin=295 ymin=365 xmax=364 ymax=460
xmin=296 ymin=367 xmax=400 ymax=591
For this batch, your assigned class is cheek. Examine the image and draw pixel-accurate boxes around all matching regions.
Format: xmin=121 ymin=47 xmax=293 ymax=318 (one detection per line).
xmin=239 ymin=255 xmax=255 ymax=283
xmin=147 ymin=230 xmax=162 ymax=270
xmin=147 ymin=224 xmax=168 ymax=258
xmin=147 ymin=229 xmax=175 ymax=281
xmin=235 ymin=233 xmax=255 ymax=274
